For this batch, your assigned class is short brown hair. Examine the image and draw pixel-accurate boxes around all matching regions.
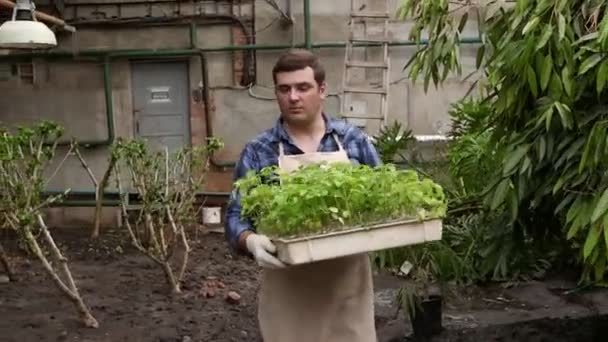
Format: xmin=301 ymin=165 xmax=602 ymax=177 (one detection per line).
xmin=272 ymin=49 xmax=326 ymax=85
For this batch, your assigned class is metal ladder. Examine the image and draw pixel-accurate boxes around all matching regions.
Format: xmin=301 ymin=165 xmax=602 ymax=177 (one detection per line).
xmin=340 ymin=0 xmax=391 ymax=136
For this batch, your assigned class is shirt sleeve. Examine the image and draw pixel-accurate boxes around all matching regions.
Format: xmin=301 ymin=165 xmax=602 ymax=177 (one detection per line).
xmin=357 ymin=133 xmax=383 ymax=167
xmin=224 ymin=143 xmax=259 ymax=254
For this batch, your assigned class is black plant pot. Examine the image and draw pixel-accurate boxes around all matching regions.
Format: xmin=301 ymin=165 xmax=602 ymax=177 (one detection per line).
xmin=409 ymin=294 xmax=443 ymax=338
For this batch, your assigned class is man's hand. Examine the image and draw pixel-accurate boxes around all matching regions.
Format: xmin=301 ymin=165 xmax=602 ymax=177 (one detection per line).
xmin=245 ymin=233 xmax=286 ymax=269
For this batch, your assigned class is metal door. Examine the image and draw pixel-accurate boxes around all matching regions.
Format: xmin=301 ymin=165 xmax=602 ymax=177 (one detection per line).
xmin=131 ymin=62 xmax=190 ymax=153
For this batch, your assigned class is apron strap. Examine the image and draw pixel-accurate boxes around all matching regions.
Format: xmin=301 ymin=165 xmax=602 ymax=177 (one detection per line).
xmin=279 ymin=134 xmax=344 ymax=156
xmin=332 ymin=133 xmax=345 ymax=151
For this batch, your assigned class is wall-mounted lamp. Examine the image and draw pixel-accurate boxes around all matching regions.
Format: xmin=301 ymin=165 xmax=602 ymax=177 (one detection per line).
xmin=0 ymin=0 xmax=57 ymax=49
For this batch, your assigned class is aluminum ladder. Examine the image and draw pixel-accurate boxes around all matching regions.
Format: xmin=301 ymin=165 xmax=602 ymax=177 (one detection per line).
xmin=340 ymin=0 xmax=391 ymax=136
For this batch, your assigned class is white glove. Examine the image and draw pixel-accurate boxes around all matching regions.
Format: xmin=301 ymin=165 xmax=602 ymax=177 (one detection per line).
xmin=245 ymin=234 xmax=286 ymax=269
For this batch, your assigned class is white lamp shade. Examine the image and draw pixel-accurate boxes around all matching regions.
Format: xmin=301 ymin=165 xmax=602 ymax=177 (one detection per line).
xmin=0 ymin=20 xmax=57 ymax=49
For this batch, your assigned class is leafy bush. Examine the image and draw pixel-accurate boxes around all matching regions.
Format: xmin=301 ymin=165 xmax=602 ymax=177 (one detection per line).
xmin=236 ymin=163 xmax=447 ymax=238
xmin=447 ymin=98 xmax=501 ymax=198
xmin=399 ymin=0 xmax=608 ymax=284
xmin=0 ymin=121 xmax=98 ymax=327
xmin=373 ymin=121 xmax=416 ymax=164
xmin=372 ymin=97 xmax=563 ymax=284
xmin=111 ymin=137 xmax=223 ymax=294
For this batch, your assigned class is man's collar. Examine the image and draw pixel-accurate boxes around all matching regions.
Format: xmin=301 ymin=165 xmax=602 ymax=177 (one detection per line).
xmin=270 ymin=112 xmax=340 ymax=143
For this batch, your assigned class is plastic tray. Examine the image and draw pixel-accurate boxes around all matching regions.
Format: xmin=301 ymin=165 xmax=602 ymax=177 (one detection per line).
xmin=273 ymin=218 xmax=443 ymax=265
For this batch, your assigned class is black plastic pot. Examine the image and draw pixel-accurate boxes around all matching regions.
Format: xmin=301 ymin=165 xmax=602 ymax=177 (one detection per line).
xmin=409 ymin=294 xmax=443 ymax=338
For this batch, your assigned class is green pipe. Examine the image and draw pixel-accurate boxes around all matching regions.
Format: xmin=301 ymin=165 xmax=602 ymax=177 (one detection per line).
xmin=0 ymin=38 xmax=481 ymax=60
xmin=68 ymin=57 xmax=114 ymax=147
xmin=43 ymin=189 xmax=230 ymax=208
xmin=49 ymin=200 xmax=122 ymax=207
xmin=190 ymin=21 xmax=197 ymax=49
xmin=1 ymin=37 xmax=482 ymax=158
xmin=43 ymin=189 xmax=230 ymax=197
xmin=304 ymin=0 xmax=312 ymax=50
xmin=0 ymin=36 xmax=482 ymax=160
xmin=35 ymin=57 xmax=114 ymax=147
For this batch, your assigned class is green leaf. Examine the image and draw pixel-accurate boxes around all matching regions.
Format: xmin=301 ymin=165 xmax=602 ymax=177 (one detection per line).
xmin=549 ymin=71 xmax=563 ymax=98
xmin=517 ymin=0 xmax=529 ymax=13
xmin=597 ymin=60 xmax=608 ymax=94
xmin=567 ymin=220 xmax=582 ymax=240
xmin=558 ymin=14 xmax=566 ymax=41
xmin=458 ymin=12 xmax=468 ymax=33
xmin=541 ymin=55 xmax=553 ymax=91
xmin=545 ymin=106 xmax=554 ymax=131
xmin=567 ymin=198 xmax=583 ymax=224
xmin=535 ymin=0 xmax=552 ymax=14
xmin=579 ymin=54 xmax=602 ymax=75
xmin=539 ymin=136 xmax=546 ymax=161
xmin=476 ymin=45 xmax=485 ymax=69
xmin=503 ymin=145 xmax=529 ymax=176
xmin=584 ymin=224 xmax=602 ymax=259
xmin=574 ymin=32 xmax=599 ymax=45
xmin=562 ymin=66 xmax=573 ymax=97
xmin=580 ymin=124 xmax=600 ymax=172
xmin=491 ymin=179 xmax=510 ymax=210
xmin=329 ymin=207 xmax=339 ymax=213
xmin=591 ymin=188 xmax=608 ymax=223
xmin=555 ymin=193 xmax=576 ymax=214
xmin=527 ymin=65 xmax=538 ymax=96
xmin=604 ymin=216 xmax=608 ymax=255
xmin=593 ymin=128 xmax=606 ymax=166
xmin=523 ymin=17 xmax=540 ymax=35
xmin=510 ymin=11 xmax=525 ymax=30
xmin=555 ymin=102 xmax=572 ymax=129
xmin=536 ymin=24 xmax=553 ymax=51
xmin=520 ymin=156 xmax=531 ymax=175
xmin=594 ymin=251 xmax=606 ymax=282
xmin=510 ymin=190 xmax=519 ymax=220
xmin=552 ymin=175 xmax=567 ymax=195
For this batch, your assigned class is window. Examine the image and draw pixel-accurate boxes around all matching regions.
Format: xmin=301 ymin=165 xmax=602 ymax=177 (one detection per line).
xmin=0 ymin=63 xmax=11 ymax=81
xmin=17 ymin=62 xmax=34 ymax=85
xmin=0 ymin=61 xmax=34 ymax=84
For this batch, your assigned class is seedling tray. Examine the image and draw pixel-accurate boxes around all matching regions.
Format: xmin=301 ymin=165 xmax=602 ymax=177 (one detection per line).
xmin=273 ymin=218 xmax=443 ymax=265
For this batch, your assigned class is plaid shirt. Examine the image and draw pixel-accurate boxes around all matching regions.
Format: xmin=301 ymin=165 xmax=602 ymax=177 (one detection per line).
xmin=224 ymin=113 xmax=382 ymax=253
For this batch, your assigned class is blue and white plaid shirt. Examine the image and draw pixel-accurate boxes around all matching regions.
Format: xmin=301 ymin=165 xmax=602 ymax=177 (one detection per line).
xmin=224 ymin=113 xmax=382 ymax=253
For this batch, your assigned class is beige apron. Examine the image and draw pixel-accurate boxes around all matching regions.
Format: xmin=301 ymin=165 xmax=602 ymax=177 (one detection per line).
xmin=257 ymin=134 xmax=377 ymax=342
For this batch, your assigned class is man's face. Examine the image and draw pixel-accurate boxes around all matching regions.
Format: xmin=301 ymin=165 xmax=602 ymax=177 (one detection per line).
xmin=274 ymin=67 xmax=326 ymax=126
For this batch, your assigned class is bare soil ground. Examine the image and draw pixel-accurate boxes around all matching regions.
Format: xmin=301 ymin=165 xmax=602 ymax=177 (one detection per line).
xmin=0 ymin=227 xmax=261 ymax=342
xmin=1 ymin=226 xmax=607 ymax=342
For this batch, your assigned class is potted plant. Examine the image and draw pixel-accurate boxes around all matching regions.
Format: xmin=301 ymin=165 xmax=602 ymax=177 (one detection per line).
xmin=396 ymin=249 xmax=444 ymax=338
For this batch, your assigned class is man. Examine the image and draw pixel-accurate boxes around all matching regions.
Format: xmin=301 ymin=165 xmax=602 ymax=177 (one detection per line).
xmin=225 ymin=49 xmax=382 ymax=342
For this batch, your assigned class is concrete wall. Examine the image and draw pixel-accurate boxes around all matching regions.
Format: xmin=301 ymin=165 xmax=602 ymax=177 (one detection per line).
xmin=0 ymin=0 xmax=481 ymax=227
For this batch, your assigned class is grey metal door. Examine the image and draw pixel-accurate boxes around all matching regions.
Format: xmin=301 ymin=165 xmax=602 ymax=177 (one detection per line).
xmin=131 ymin=62 xmax=190 ymax=153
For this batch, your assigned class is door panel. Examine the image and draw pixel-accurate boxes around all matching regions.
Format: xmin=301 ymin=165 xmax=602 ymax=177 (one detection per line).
xmin=131 ymin=62 xmax=190 ymax=153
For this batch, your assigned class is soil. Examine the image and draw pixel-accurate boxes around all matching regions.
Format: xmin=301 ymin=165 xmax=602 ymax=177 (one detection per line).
xmin=0 ymin=227 xmax=262 ymax=342
xmin=1 ymin=226 xmax=608 ymax=342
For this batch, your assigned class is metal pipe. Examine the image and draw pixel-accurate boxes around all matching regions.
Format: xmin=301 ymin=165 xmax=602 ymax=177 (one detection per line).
xmin=199 ymin=52 xmax=234 ymax=168
xmin=190 ymin=21 xmax=197 ymax=49
xmin=190 ymin=24 xmax=231 ymax=167
xmin=43 ymin=190 xmax=231 ymax=206
xmin=44 ymin=189 xmax=230 ymax=197
xmin=0 ymin=35 xmax=482 ymax=155
xmin=304 ymin=0 xmax=312 ymax=50
xmin=0 ymin=38 xmax=481 ymax=59
xmin=75 ymin=57 xmax=115 ymax=147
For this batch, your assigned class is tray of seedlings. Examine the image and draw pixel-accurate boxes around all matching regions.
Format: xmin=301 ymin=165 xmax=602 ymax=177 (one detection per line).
xmin=235 ymin=162 xmax=447 ymax=265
